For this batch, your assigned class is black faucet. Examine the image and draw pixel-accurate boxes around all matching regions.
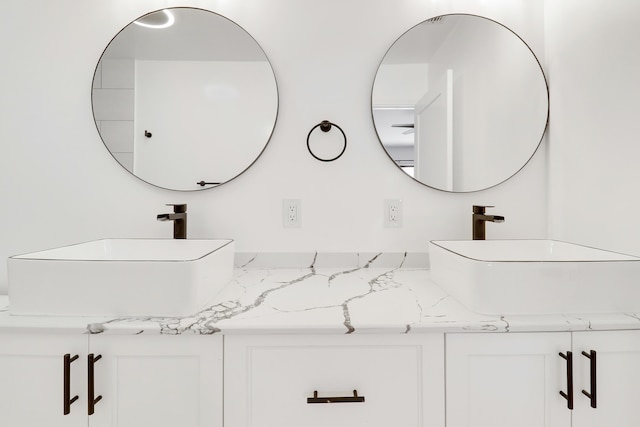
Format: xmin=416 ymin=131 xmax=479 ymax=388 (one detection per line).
xmin=157 ymin=204 xmax=187 ymax=239
xmin=472 ymin=205 xmax=504 ymax=240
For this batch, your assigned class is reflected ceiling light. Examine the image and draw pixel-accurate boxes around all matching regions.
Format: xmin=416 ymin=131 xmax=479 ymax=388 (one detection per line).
xmin=133 ymin=10 xmax=175 ymax=29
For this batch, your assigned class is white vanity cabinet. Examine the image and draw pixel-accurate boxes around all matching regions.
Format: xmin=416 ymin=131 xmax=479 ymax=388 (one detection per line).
xmin=571 ymin=330 xmax=640 ymax=427
xmin=87 ymin=334 xmax=223 ymax=427
xmin=224 ymin=334 xmax=445 ymax=427
xmin=0 ymin=333 xmax=88 ymax=427
xmin=446 ymin=332 xmax=571 ymax=427
xmin=4 ymin=326 xmax=640 ymax=427
xmin=446 ymin=330 xmax=640 ymax=427
xmin=0 ymin=332 xmax=223 ymax=427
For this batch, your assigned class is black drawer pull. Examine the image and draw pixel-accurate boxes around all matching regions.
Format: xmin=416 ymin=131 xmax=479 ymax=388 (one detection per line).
xmin=88 ymin=354 xmax=103 ymax=415
xmin=559 ymin=351 xmax=574 ymax=410
xmin=307 ymin=389 xmax=365 ymax=404
xmin=63 ymin=354 xmax=79 ymax=415
xmin=581 ymin=350 xmax=597 ymax=408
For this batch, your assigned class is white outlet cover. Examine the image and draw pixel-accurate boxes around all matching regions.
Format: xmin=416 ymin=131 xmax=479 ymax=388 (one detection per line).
xmin=283 ymin=199 xmax=301 ymax=228
xmin=384 ymin=199 xmax=402 ymax=227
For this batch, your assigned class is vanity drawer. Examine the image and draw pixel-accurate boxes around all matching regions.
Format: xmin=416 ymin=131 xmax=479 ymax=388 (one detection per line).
xmin=224 ymin=334 xmax=444 ymax=427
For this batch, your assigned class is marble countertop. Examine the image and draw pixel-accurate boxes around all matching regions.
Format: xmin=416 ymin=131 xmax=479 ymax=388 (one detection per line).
xmin=2 ymin=252 xmax=640 ymax=335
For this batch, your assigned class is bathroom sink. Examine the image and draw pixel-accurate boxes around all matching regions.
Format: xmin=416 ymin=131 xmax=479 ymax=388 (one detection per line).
xmin=429 ymin=240 xmax=640 ymax=315
xmin=7 ymin=238 xmax=234 ymax=317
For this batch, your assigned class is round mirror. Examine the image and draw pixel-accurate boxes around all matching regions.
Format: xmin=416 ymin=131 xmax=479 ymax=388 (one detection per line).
xmin=372 ymin=14 xmax=548 ymax=192
xmin=92 ymin=8 xmax=278 ymax=191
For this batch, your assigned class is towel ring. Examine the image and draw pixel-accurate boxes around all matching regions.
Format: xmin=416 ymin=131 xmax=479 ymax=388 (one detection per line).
xmin=306 ymin=120 xmax=347 ymax=162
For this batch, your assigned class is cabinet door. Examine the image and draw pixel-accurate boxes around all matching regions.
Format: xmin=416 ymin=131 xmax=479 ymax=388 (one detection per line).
xmin=573 ymin=330 xmax=640 ymax=427
xmin=0 ymin=333 xmax=87 ymax=427
xmin=88 ymin=334 xmax=222 ymax=427
xmin=224 ymin=334 xmax=444 ymax=427
xmin=446 ymin=332 xmax=571 ymax=427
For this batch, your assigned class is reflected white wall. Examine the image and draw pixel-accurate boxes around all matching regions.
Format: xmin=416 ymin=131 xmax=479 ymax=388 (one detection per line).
xmin=425 ymin=17 xmax=547 ymax=191
xmin=134 ymin=60 xmax=276 ymax=190
xmin=93 ymin=58 xmax=135 ymax=171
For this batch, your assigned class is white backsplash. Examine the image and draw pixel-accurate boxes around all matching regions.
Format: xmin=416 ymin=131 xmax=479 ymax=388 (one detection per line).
xmin=234 ymin=252 xmax=429 ymax=269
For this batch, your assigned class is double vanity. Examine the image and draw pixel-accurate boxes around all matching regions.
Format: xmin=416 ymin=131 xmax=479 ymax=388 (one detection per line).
xmin=2 ymin=3 xmax=637 ymax=426
xmin=2 ymin=239 xmax=640 ymax=427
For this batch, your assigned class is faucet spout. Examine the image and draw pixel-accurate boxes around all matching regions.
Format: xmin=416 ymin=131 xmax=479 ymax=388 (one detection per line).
xmin=472 ymin=205 xmax=504 ymax=240
xmin=476 ymin=214 xmax=505 ymax=223
xmin=157 ymin=213 xmax=185 ymax=221
xmin=157 ymin=204 xmax=187 ymax=239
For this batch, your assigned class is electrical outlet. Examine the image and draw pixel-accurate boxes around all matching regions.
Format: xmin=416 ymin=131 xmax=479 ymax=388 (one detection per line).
xmin=384 ymin=199 xmax=402 ymax=227
xmin=283 ymin=199 xmax=301 ymax=227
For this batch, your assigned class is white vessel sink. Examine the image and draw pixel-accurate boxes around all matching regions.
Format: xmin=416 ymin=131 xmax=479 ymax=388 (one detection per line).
xmin=429 ymin=240 xmax=640 ymax=315
xmin=7 ymin=239 xmax=234 ymax=317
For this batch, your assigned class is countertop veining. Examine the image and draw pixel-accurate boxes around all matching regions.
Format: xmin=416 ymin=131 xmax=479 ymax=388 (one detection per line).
xmin=2 ymin=252 xmax=640 ymax=335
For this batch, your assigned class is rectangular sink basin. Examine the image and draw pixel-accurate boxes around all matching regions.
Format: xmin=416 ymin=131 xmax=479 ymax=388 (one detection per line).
xmin=429 ymin=240 xmax=640 ymax=315
xmin=8 ymin=239 xmax=234 ymax=317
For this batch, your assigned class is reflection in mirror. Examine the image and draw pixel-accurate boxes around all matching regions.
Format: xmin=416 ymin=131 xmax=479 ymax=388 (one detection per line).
xmin=92 ymin=8 xmax=278 ymax=191
xmin=372 ymin=14 xmax=548 ymax=192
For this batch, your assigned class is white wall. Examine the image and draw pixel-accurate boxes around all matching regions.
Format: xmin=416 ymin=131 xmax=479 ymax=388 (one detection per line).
xmin=546 ymin=0 xmax=640 ymax=256
xmin=0 ymin=0 xmax=548 ymax=293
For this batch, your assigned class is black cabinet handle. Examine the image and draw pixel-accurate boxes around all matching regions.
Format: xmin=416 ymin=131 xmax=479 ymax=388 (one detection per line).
xmin=88 ymin=354 xmax=103 ymax=415
xmin=307 ymin=389 xmax=365 ymax=404
xmin=559 ymin=351 xmax=574 ymax=410
xmin=581 ymin=350 xmax=597 ymax=408
xmin=63 ymin=354 xmax=79 ymax=415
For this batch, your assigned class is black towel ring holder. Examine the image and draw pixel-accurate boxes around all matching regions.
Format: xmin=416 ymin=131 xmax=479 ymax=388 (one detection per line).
xmin=306 ymin=120 xmax=347 ymax=162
